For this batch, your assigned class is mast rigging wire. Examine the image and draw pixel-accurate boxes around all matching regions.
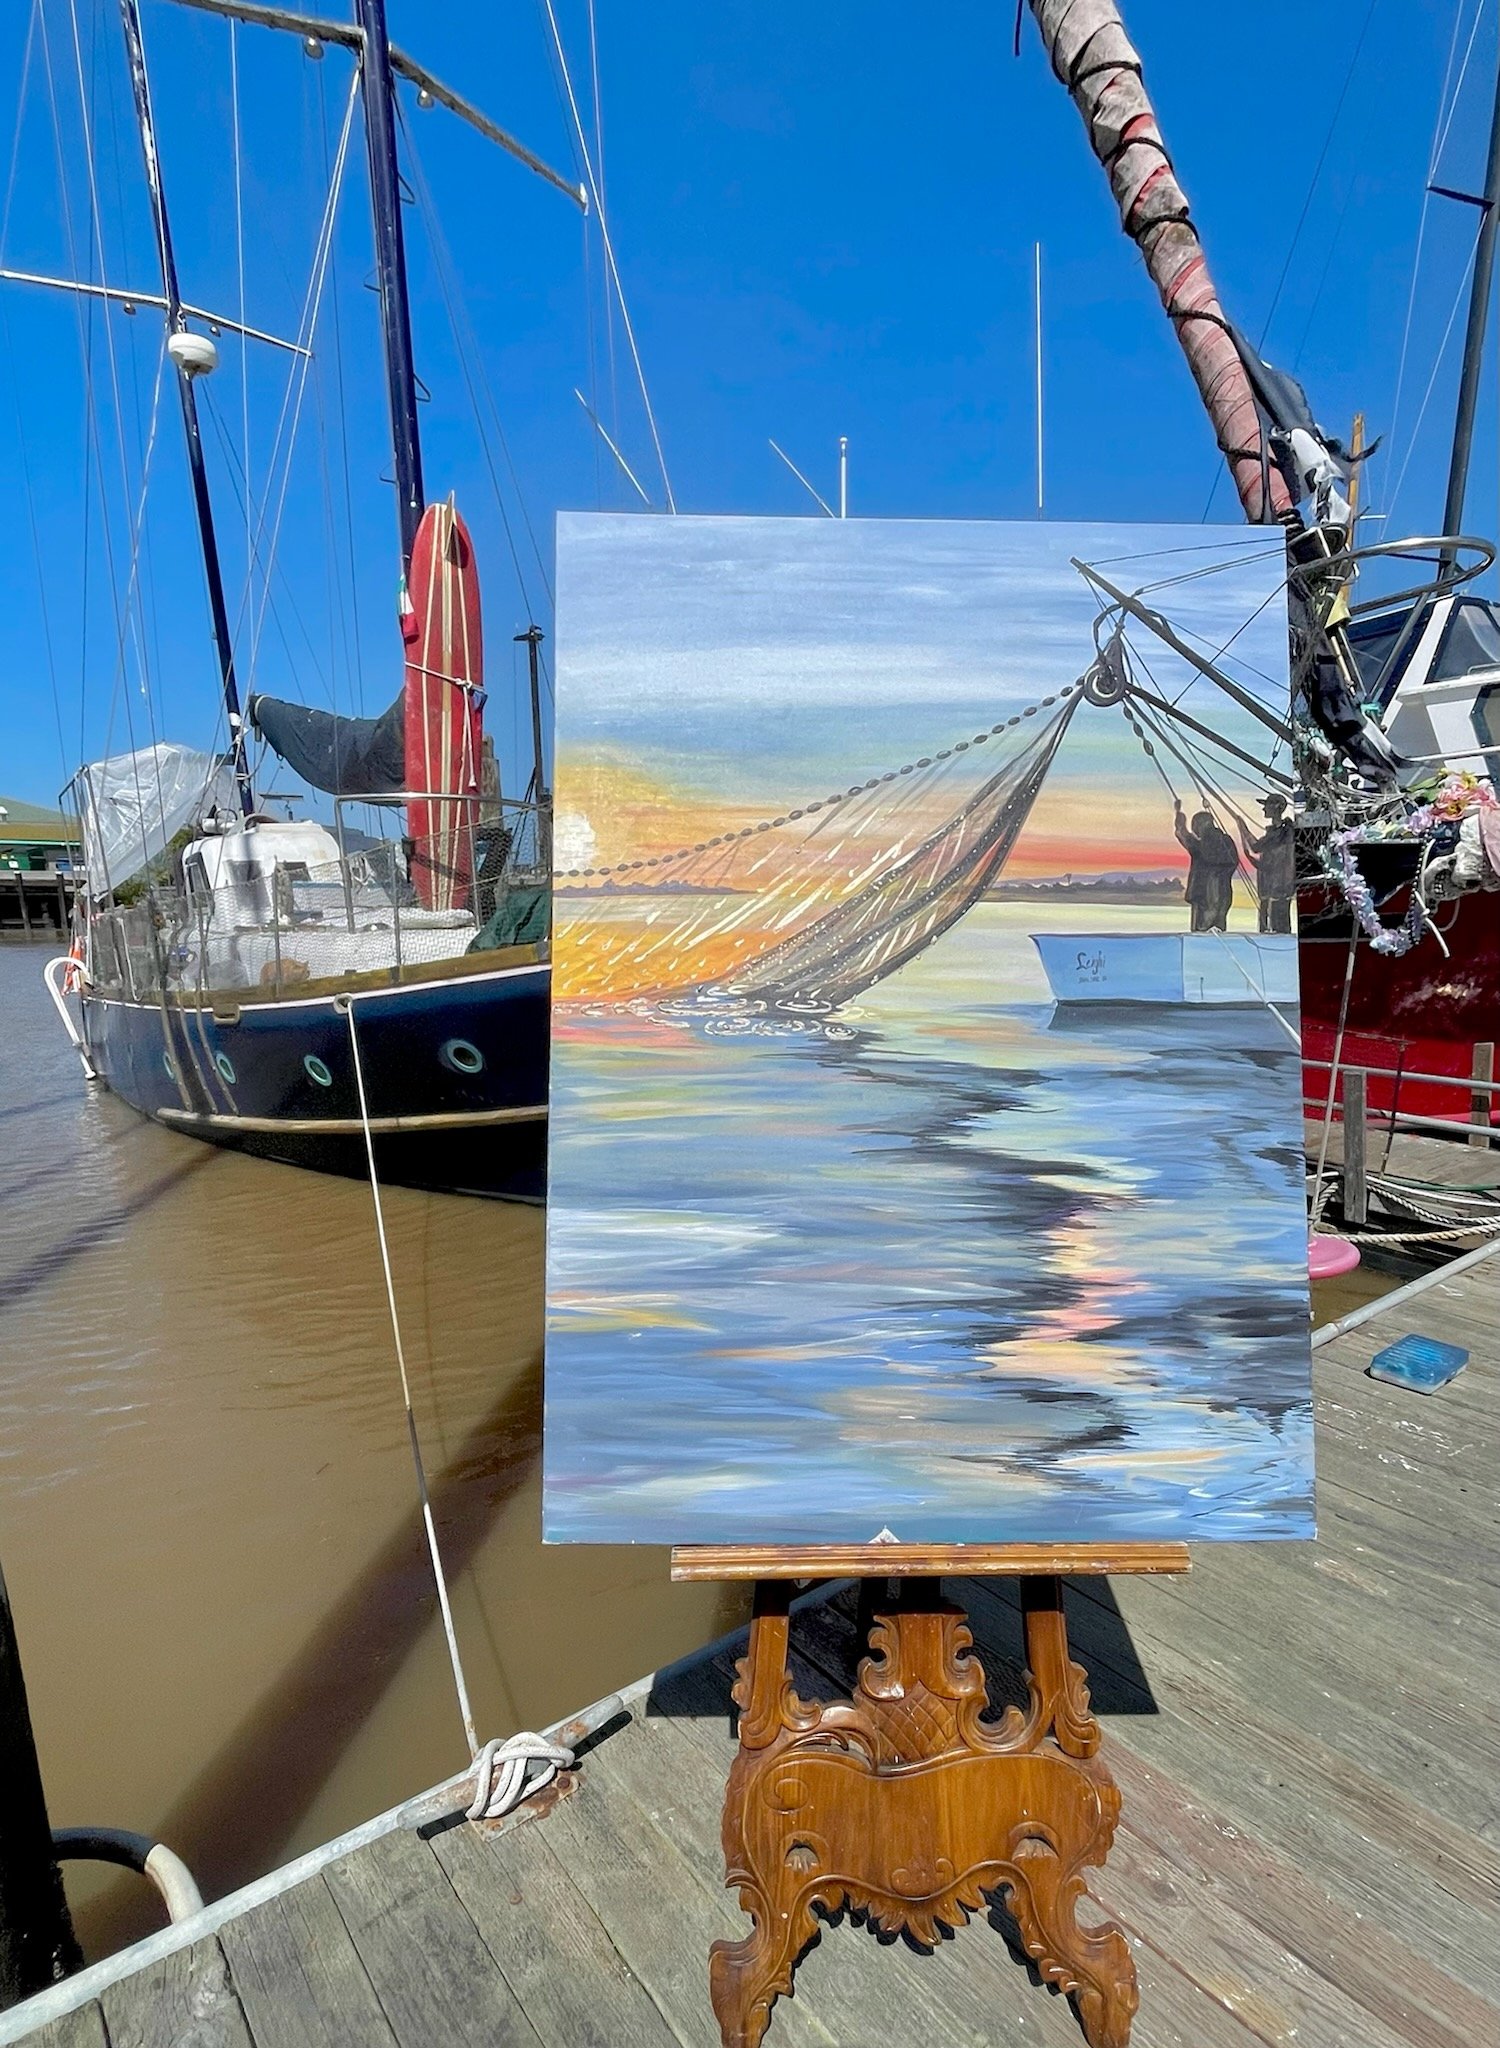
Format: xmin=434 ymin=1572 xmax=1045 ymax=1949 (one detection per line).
xmin=398 ymin=103 xmax=554 ymax=611
xmin=1202 ymin=0 xmax=1380 ymax=518
xmin=1384 ymin=237 xmax=1481 ymax=527
xmin=1380 ymin=0 xmax=1489 ymax=512
xmin=538 ymin=0 xmax=675 ymax=511
xmin=238 ymin=63 xmax=360 ymax=689
xmin=41 ymin=0 xmax=166 ymax=854
xmin=2 ymin=3 xmax=72 ymax=794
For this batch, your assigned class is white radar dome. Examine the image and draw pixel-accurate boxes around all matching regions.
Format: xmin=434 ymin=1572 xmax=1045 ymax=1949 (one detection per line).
xmin=168 ymin=330 xmax=219 ymax=378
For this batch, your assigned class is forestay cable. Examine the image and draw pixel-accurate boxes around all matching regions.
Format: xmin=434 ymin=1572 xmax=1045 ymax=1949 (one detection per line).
xmin=540 ymin=0 xmax=675 ymax=511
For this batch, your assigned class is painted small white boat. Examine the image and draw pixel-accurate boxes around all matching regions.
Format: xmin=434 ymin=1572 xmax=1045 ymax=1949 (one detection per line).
xmin=1032 ymin=932 xmax=1299 ymax=1006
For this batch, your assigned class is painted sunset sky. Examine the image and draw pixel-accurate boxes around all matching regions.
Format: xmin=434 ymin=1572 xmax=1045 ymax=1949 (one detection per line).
xmin=552 ymin=513 xmax=1289 ymax=901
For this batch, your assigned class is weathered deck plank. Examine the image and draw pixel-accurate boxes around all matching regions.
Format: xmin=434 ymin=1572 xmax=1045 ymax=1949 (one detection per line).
xmin=13 ymin=2011 xmax=107 ymax=2048
xmin=98 ymin=1938 xmax=252 ymax=2048
xmin=321 ymin=1828 xmax=540 ymax=2047
xmin=218 ymin=1874 xmax=397 ymax=2048
xmin=430 ymin=1806 xmax=681 ymax=2048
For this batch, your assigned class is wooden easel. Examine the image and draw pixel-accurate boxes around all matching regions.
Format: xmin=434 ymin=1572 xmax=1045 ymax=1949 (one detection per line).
xmin=670 ymin=1541 xmax=1190 ymax=2048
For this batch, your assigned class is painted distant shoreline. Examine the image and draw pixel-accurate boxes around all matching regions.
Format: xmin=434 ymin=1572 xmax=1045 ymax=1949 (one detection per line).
xmin=556 ymin=874 xmax=1188 ymax=905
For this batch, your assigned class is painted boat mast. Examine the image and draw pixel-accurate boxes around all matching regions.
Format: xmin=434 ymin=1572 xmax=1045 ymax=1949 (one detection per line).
xmin=352 ymin=0 xmax=426 ymax=571
xmin=115 ymin=0 xmax=256 ymax=813
xmin=1440 ymin=52 xmax=1500 ymax=545
xmin=1024 ymin=0 xmax=1292 ymax=525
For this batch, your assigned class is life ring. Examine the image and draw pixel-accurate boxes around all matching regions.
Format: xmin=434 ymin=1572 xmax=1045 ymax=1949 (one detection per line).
xmin=61 ymin=934 xmax=86 ymax=994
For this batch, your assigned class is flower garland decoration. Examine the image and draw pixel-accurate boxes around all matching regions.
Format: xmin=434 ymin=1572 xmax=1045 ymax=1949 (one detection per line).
xmin=1324 ymin=773 xmax=1497 ymax=957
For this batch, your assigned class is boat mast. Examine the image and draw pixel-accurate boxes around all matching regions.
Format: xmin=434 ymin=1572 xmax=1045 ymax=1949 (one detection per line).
xmin=1025 ymin=0 xmax=1293 ymax=525
xmin=352 ymin=0 xmax=425 ymax=570
xmin=1441 ymin=52 xmax=1500 ymax=543
xmin=116 ymin=0 xmax=255 ymax=813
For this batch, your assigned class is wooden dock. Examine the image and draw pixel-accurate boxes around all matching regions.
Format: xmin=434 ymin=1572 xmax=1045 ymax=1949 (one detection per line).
xmin=0 ymin=874 xmax=72 ymax=939
xmin=6 ymin=1252 xmax=1497 ymax=2048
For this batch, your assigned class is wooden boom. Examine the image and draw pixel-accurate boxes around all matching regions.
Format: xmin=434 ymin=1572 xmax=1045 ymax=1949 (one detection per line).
xmin=1027 ymin=0 xmax=1293 ymax=525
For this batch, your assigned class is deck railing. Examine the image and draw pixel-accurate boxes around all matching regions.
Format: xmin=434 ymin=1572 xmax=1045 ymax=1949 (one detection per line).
xmin=82 ymin=812 xmax=549 ymax=1003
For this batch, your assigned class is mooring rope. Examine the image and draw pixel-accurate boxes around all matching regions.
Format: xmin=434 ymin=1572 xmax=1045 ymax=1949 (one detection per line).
xmin=341 ymin=994 xmax=574 ymax=1819
xmin=342 ymin=994 xmax=479 ymax=1756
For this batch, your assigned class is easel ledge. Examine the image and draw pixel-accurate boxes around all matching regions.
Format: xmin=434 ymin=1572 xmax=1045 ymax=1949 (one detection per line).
xmin=670 ymin=1540 xmax=1191 ymax=1580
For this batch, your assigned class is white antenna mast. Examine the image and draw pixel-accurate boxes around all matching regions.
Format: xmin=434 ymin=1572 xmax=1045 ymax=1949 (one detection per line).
xmin=769 ymin=439 xmax=835 ymax=517
xmin=1034 ymin=242 xmax=1044 ymax=516
xmin=839 ymin=435 xmax=848 ymax=518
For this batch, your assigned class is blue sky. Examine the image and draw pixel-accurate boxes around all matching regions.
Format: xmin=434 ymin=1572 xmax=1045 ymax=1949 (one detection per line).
xmin=0 ymin=0 xmax=1490 ymax=806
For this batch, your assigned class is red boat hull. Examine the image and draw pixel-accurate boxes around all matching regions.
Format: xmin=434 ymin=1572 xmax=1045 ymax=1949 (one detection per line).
xmin=1298 ymin=885 xmax=1500 ymax=1125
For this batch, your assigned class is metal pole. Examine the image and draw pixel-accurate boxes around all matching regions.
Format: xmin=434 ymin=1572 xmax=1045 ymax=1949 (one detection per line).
xmin=838 ymin=437 xmax=848 ymax=519
xmin=1312 ymin=1234 xmax=1500 ymax=1349
xmin=1442 ymin=55 xmax=1500 ymax=544
xmin=515 ymin=627 xmax=550 ymax=867
xmin=0 ymin=1563 xmax=82 ymax=2007
xmin=1472 ymin=1041 xmax=1495 ymax=1148
xmin=1341 ymin=1068 xmax=1368 ymax=1226
xmin=115 ymin=0 xmax=254 ymax=815
xmin=353 ymin=0 xmax=425 ymax=569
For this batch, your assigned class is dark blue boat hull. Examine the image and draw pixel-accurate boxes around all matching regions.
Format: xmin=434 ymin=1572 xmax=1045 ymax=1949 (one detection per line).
xmin=81 ymin=960 xmax=551 ymax=1200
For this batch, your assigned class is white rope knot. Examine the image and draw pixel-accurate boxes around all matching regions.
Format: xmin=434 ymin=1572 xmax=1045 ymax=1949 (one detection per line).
xmin=465 ymin=1734 xmax=575 ymax=1823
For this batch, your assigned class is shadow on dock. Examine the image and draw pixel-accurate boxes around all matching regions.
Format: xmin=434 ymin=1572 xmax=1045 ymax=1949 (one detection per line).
xmin=641 ymin=1576 xmax=1161 ymax=1736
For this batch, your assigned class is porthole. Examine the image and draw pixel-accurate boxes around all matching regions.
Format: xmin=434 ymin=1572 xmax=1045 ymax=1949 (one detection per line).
xmin=440 ymin=1037 xmax=485 ymax=1075
xmin=162 ymin=1052 xmax=176 ymax=1080
xmin=304 ymin=1054 xmax=333 ymax=1087
xmin=215 ymin=1052 xmax=236 ymax=1084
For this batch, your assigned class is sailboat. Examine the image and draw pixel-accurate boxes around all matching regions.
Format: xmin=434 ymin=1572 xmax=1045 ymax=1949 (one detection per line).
xmin=32 ymin=0 xmax=571 ymax=1201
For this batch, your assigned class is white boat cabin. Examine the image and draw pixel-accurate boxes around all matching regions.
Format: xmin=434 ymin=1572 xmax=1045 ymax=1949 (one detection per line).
xmin=1347 ymin=593 xmax=1500 ymax=783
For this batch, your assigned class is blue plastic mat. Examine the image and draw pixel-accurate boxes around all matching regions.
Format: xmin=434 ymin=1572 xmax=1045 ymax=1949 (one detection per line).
xmin=1366 ymin=1333 xmax=1470 ymax=1395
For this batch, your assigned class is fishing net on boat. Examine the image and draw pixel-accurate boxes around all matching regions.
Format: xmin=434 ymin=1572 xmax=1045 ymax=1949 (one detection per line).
xmin=553 ymin=687 xmax=1081 ymax=1007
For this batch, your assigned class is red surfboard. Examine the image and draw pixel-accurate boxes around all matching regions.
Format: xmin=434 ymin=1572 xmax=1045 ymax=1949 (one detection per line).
xmin=400 ymin=497 xmax=484 ymax=912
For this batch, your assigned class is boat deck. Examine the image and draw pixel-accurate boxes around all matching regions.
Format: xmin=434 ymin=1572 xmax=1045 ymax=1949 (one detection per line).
xmin=8 ymin=1254 xmax=1498 ymax=2048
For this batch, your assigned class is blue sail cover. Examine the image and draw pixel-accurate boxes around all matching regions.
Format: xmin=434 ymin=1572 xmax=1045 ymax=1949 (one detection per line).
xmin=248 ymin=692 xmax=405 ymax=796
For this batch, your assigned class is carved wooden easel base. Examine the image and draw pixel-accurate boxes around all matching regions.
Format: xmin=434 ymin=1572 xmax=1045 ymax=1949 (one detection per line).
xmin=670 ymin=1546 xmax=1188 ymax=2048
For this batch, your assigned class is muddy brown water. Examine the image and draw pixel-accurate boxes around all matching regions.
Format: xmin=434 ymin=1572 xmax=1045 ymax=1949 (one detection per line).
xmin=0 ymin=943 xmax=742 ymax=1962
xmin=0 ymin=940 xmax=1398 ymax=1966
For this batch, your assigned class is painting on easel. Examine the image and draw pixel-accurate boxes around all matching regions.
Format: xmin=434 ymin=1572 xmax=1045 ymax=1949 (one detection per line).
xmin=543 ymin=515 xmax=1313 ymax=1546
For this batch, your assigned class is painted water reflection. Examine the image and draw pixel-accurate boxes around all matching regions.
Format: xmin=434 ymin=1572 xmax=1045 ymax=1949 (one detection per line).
xmin=547 ymin=904 xmax=1314 ymax=1544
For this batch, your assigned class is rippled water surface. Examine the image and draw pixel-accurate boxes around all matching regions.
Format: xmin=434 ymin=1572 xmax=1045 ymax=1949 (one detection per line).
xmin=0 ymin=943 xmax=737 ymax=1962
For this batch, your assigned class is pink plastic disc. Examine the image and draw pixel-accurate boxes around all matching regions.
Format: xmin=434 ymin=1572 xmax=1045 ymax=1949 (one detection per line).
xmin=1309 ymin=1233 xmax=1361 ymax=1279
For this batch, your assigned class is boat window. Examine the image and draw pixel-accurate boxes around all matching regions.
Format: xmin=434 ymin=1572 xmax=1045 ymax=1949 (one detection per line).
xmin=1343 ymin=608 xmax=1414 ymax=703
xmin=1432 ymin=599 xmax=1500 ymax=682
xmin=1472 ymin=683 xmax=1500 ymax=783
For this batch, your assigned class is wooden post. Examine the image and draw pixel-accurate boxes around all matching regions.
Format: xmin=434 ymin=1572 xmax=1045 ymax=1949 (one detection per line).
xmin=0 ymin=1564 xmax=82 ymax=2008
xmin=1471 ymin=1042 xmax=1494 ymax=1149
xmin=673 ymin=1542 xmax=1189 ymax=2048
xmin=1342 ymin=1067 xmax=1368 ymax=1225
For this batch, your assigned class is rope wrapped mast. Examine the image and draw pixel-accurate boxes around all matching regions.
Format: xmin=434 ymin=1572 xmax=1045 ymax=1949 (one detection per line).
xmin=1025 ymin=0 xmax=1293 ymax=525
